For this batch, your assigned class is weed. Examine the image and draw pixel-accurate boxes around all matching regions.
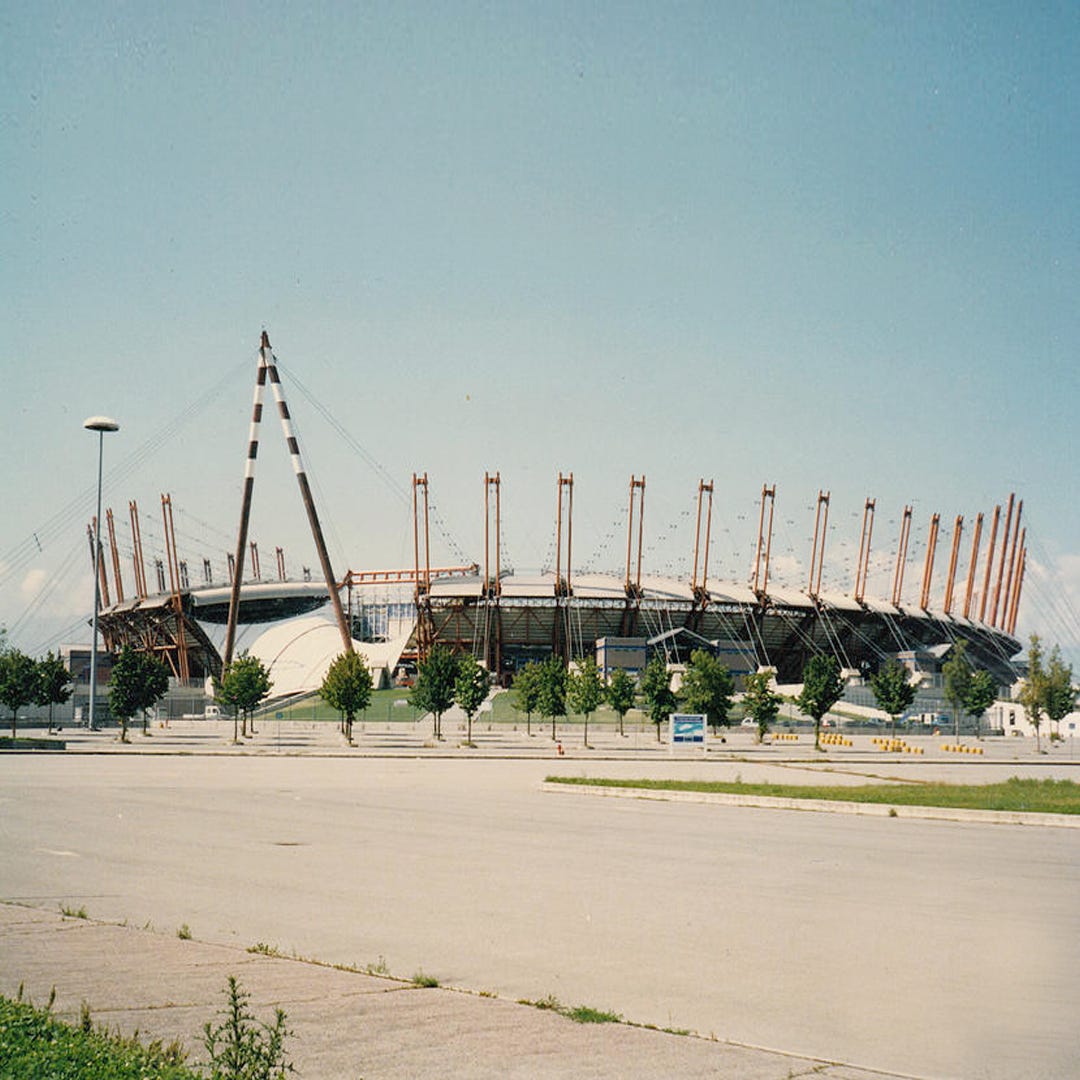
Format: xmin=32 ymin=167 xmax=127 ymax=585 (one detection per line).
xmin=565 ymin=1004 xmax=622 ymax=1024
xmin=247 ymin=942 xmax=282 ymax=957
xmin=177 ymin=923 xmax=192 ymax=940
xmin=365 ymin=955 xmax=390 ymax=976
xmin=60 ymin=904 xmax=87 ymax=919
xmin=519 ymin=994 xmax=621 ymax=1024
xmin=411 ymin=970 xmax=439 ymax=988
xmin=79 ymin=1001 xmax=92 ymax=1033
xmin=529 ymin=994 xmax=562 ymax=1011
xmin=203 ymin=975 xmax=294 ymax=1080
xmin=888 ymin=807 xmax=898 ymax=817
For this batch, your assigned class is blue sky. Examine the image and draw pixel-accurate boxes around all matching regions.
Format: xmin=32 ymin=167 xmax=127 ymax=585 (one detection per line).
xmin=2 ymin=2 xmax=1078 ymax=658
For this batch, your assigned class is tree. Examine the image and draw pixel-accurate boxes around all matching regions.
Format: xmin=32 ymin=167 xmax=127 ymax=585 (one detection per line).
xmin=409 ymin=645 xmax=458 ymax=740
xmin=1018 ymin=635 xmax=1047 ymax=752
xmin=217 ymin=653 xmax=273 ymax=741
xmin=320 ymin=650 xmax=373 ymax=743
xmin=743 ymin=669 xmax=781 ymax=742
xmin=0 ymin=647 xmax=38 ymax=742
xmin=869 ymin=659 xmax=917 ymax=739
xmin=964 ymin=669 xmax=998 ymax=739
xmin=606 ymin=668 xmax=635 ymax=737
xmin=536 ymin=656 xmax=568 ymax=742
xmin=797 ymin=654 xmax=846 ymax=750
xmin=942 ymin=640 xmax=973 ymax=744
xmin=680 ymin=650 xmax=735 ymax=734
xmin=512 ymin=661 xmax=541 ymax=736
xmin=568 ymin=656 xmax=604 ymax=747
xmin=639 ymin=657 xmax=677 ymax=742
xmin=109 ymin=646 xmax=170 ymax=743
xmin=1044 ymin=646 xmax=1078 ymax=738
xmin=454 ymin=653 xmax=490 ymax=745
xmin=35 ymin=651 xmax=73 ymax=734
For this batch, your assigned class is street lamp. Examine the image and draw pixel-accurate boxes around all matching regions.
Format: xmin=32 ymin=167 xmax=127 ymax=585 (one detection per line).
xmin=84 ymin=416 xmax=119 ymax=730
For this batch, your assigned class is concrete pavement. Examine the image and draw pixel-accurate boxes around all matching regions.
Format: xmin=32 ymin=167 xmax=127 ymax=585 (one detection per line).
xmin=0 ymin=902 xmax=909 ymax=1079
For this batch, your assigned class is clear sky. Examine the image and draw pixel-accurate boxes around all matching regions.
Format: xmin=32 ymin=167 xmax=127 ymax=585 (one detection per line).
xmin=2 ymin=2 xmax=1078 ymax=660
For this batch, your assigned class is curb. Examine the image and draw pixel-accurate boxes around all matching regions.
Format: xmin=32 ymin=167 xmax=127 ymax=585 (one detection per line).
xmin=540 ymin=782 xmax=1080 ymax=828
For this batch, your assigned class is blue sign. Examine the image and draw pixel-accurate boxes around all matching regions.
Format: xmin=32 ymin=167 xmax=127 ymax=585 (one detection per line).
xmin=670 ymin=713 xmax=706 ymax=744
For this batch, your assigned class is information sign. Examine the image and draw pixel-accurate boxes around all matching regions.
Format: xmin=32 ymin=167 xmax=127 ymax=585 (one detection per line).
xmin=669 ymin=712 xmax=706 ymax=752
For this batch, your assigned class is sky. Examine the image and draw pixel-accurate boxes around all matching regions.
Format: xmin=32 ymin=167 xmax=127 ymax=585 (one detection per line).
xmin=2 ymin=2 xmax=1078 ymax=661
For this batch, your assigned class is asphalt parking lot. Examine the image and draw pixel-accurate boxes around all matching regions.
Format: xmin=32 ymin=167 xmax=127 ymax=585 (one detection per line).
xmin=2 ymin=731 xmax=1078 ymax=1078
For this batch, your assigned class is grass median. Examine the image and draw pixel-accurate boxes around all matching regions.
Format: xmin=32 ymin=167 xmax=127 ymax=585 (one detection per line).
xmin=545 ymin=775 xmax=1080 ymax=814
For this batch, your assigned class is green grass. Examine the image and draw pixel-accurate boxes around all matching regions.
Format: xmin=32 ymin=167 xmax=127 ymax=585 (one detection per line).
xmin=546 ymin=775 xmax=1080 ymax=815
xmin=0 ymin=994 xmax=198 ymax=1080
xmin=59 ymin=904 xmax=87 ymax=919
xmin=252 ymin=685 xmax=427 ymax=724
xmin=411 ymin=970 xmax=440 ymax=988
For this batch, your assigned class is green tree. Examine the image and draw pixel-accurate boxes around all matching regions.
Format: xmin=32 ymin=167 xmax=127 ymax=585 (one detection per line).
xmin=680 ymin=650 xmax=735 ymax=734
xmin=964 ymin=669 xmax=998 ymax=739
xmin=35 ymin=651 xmax=73 ymax=734
xmin=454 ymin=653 xmax=490 ymax=745
xmin=942 ymin=640 xmax=974 ymax=744
xmin=109 ymin=646 xmax=170 ymax=743
xmin=568 ymin=656 xmax=604 ymax=747
xmin=1018 ymin=634 xmax=1047 ymax=752
xmin=744 ymin=669 xmax=781 ymax=742
xmin=536 ymin=655 xmax=568 ymax=742
xmin=319 ymin=650 xmax=373 ymax=743
xmin=512 ymin=661 xmax=541 ymax=736
xmin=217 ymin=653 xmax=273 ymax=741
xmin=0 ymin=647 xmax=39 ymax=742
xmin=409 ymin=645 xmax=458 ymax=740
xmin=605 ymin=668 xmax=635 ymax=737
xmin=797 ymin=654 xmax=846 ymax=750
xmin=869 ymin=659 xmax=917 ymax=739
xmin=1044 ymin=646 xmax=1078 ymax=737
xmin=639 ymin=657 xmax=677 ymax=742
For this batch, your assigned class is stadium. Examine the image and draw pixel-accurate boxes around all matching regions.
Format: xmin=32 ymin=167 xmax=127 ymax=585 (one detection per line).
xmin=91 ymin=338 xmax=1026 ymax=709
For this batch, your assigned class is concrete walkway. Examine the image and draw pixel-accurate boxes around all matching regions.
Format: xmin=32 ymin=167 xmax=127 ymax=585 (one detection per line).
xmin=1 ymin=903 xmax=915 ymax=1079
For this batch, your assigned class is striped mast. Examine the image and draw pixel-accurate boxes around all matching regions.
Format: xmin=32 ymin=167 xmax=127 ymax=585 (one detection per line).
xmin=223 ymin=332 xmax=354 ymax=668
xmin=262 ymin=333 xmax=354 ymax=655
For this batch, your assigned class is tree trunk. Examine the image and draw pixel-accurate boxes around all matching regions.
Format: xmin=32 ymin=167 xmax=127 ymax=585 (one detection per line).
xmin=584 ymin=713 xmax=588 ymax=746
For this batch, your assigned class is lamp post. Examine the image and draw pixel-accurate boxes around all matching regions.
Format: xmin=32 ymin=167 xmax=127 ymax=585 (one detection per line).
xmin=84 ymin=416 xmax=119 ymax=730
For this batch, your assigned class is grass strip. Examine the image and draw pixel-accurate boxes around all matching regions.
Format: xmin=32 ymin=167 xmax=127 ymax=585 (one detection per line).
xmin=0 ymin=995 xmax=200 ymax=1080
xmin=546 ymin=775 xmax=1080 ymax=815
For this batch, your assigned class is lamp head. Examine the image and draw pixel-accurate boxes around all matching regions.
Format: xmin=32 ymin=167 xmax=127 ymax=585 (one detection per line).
xmin=83 ymin=416 xmax=120 ymax=433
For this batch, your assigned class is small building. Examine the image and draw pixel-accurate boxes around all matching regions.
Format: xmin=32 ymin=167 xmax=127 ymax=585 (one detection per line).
xmin=596 ymin=637 xmax=646 ymax=680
